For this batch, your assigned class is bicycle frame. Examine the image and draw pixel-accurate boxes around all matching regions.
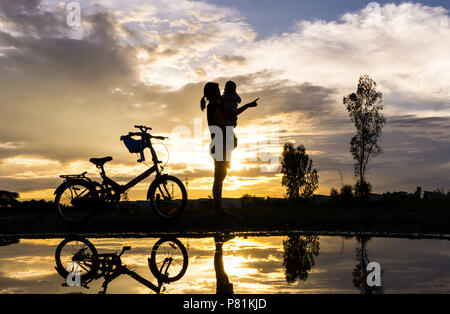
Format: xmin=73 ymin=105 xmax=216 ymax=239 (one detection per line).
xmin=99 ymin=252 xmax=172 ymax=294
xmin=97 ymin=137 xmax=163 ymax=195
xmin=55 ymin=125 xmax=187 ymax=223
xmin=99 ymin=164 xmax=159 ymax=195
xmin=55 ymin=237 xmax=187 ymax=294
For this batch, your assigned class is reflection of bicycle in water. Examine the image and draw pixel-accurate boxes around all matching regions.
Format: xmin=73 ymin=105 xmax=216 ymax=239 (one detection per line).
xmin=54 ymin=125 xmax=187 ymax=223
xmin=54 ymin=237 xmax=188 ymax=294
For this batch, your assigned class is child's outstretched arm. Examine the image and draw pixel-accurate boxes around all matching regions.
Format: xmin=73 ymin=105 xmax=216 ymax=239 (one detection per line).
xmin=237 ymin=98 xmax=259 ymax=116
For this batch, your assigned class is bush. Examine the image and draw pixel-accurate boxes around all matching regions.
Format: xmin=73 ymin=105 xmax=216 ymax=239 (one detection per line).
xmin=330 ymin=185 xmax=354 ymax=204
xmin=340 ymin=185 xmax=355 ymax=202
xmin=330 ymin=188 xmax=339 ymax=202
xmin=354 ymin=180 xmax=372 ymax=201
xmin=0 ymin=190 xmax=20 ymax=208
xmin=241 ymin=194 xmax=256 ymax=208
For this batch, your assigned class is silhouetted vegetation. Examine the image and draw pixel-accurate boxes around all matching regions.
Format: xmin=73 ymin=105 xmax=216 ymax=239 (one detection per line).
xmin=281 ymin=143 xmax=319 ymax=200
xmin=282 ymin=235 xmax=320 ymax=283
xmin=0 ymin=190 xmax=54 ymax=214
xmin=344 ymin=75 xmax=385 ymax=200
xmin=352 ymin=237 xmax=384 ymax=294
xmin=354 ymin=180 xmax=372 ymax=201
xmin=0 ymin=190 xmax=19 ymax=208
xmin=241 ymin=194 xmax=257 ymax=208
xmin=330 ymin=185 xmax=355 ymax=204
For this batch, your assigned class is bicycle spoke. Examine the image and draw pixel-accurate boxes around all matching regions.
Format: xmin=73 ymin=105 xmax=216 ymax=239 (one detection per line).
xmin=57 ymin=183 xmax=96 ymax=222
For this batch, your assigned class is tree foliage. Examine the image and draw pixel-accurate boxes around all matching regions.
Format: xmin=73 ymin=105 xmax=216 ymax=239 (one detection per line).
xmin=352 ymin=237 xmax=384 ymax=294
xmin=281 ymin=143 xmax=319 ymax=200
xmin=0 ymin=190 xmax=19 ymax=208
xmin=283 ymin=235 xmax=320 ymax=283
xmin=344 ymin=75 xmax=386 ymax=187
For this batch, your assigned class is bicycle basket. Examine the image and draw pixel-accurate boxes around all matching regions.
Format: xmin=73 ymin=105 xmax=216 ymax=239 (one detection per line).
xmin=120 ymin=135 xmax=144 ymax=154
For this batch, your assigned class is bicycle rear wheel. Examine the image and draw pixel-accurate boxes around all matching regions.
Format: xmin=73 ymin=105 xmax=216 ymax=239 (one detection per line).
xmin=147 ymin=175 xmax=187 ymax=220
xmin=149 ymin=238 xmax=188 ymax=283
xmin=55 ymin=237 xmax=99 ymax=282
xmin=54 ymin=179 xmax=98 ymax=223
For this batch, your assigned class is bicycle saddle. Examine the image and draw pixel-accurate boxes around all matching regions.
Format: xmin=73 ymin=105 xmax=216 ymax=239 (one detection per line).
xmin=89 ymin=156 xmax=113 ymax=167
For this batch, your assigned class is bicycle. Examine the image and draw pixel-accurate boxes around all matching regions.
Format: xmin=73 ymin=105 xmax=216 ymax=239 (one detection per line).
xmin=54 ymin=125 xmax=187 ymax=223
xmin=54 ymin=237 xmax=188 ymax=294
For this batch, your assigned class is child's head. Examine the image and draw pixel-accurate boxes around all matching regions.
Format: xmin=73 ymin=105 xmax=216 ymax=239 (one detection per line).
xmin=224 ymin=81 xmax=237 ymax=95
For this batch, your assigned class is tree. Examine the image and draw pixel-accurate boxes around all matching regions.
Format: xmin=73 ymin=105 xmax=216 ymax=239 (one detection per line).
xmin=330 ymin=188 xmax=339 ymax=202
xmin=283 ymin=235 xmax=320 ymax=283
xmin=352 ymin=237 xmax=384 ymax=294
xmin=281 ymin=143 xmax=319 ymax=200
xmin=414 ymin=186 xmax=422 ymax=199
xmin=344 ymin=75 xmax=386 ymax=197
xmin=0 ymin=190 xmax=20 ymax=208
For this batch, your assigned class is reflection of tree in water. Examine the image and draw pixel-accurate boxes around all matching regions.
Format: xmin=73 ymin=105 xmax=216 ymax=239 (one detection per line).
xmin=282 ymin=235 xmax=320 ymax=283
xmin=352 ymin=237 xmax=384 ymax=294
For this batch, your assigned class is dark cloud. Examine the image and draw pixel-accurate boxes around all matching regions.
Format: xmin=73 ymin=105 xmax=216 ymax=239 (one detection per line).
xmin=209 ymin=71 xmax=339 ymax=123
xmin=0 ymin=177 xmax=59 ymax=193
xmin=387 ymin=115 xmax=450 ymax=140
xmin=0 ymin=0 xmax=154 ymax=164
xmin=0 ymin=0 xmax=62 ymax=36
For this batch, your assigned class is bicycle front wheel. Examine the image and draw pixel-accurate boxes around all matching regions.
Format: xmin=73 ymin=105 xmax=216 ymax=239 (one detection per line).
xmin=149 ymin=238 xmax=188 ymax=283
xmin=54 ymin=179 xmax=98 ymax=223
xmin=147 ymin=175 xmax=187 ymax=220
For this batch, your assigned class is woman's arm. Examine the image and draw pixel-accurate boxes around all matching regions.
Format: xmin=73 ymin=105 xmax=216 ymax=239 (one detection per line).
xmin=237 ymin=98 xmax=259 ymax=116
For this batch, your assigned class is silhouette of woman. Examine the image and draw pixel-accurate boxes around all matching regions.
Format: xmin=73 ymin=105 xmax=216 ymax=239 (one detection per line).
xmin=214 ymin=234 xmax=235 ymax=294
xmin=200 ymin=82 xmax=258 ymax=216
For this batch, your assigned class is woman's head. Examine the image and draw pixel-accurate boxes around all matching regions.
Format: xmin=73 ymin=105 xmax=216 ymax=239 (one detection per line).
xmin=200 ymin=82 xmax=220 ymax=111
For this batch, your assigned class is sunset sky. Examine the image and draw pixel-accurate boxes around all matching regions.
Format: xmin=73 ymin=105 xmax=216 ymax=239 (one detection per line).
xmin=0 ymin=0 xmax=449 ymax=200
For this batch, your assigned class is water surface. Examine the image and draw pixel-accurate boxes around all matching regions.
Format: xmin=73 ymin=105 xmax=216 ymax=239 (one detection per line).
xmin=0 ymin=235 xmax=449 ymax=293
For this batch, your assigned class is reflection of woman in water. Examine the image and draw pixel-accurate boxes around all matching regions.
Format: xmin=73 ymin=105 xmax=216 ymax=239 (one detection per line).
xmin=214 ymin=234 xmax=235 ymax=294
xmin=200 ymin=82 xmax=258 ymax=216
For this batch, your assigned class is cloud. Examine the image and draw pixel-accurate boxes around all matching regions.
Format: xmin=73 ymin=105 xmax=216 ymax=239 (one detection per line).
xmin=213 ymin=54 xmax=246 ymax=65
xmin=0 ymin=0 xmax=62 ymax=36
xmin=231 ymin=3 xmax=450 ymax=115
xmin=0 ymin=0 xmax=449 ymax=198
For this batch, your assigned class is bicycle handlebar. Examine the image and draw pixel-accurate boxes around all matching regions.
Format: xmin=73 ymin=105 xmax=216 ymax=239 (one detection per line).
xmin=123 ymin=126 xmax=168 ymax=163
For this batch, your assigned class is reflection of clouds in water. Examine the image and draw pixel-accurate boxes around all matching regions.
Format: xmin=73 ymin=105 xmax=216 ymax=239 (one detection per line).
xmin=0 ymin=236 xmax=449 ymax=293
xmin=2 ymin=268 xmax=55 ymax=280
